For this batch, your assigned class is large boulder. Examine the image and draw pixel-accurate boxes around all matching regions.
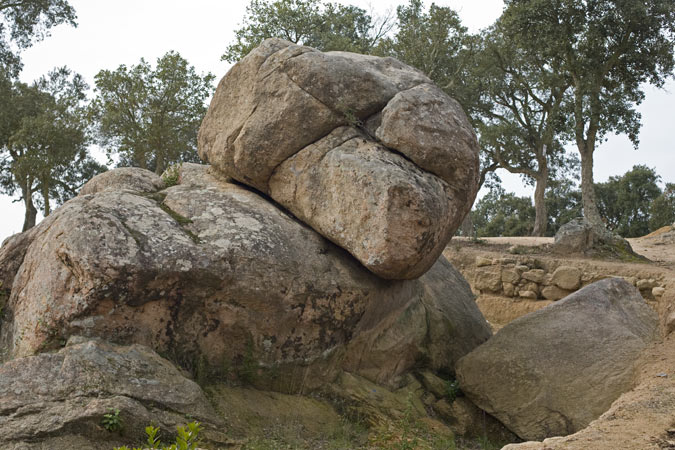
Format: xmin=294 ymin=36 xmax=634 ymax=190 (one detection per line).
xmin=0 ymin=165 xmax=491 ymax=389
xmin=269 ymin=126 xmax=460 ymax=279
xmin=198 ymin=38 xmax=479 ymax=279
xmin=456 ymin=278 xmax=659 ymax=441
xmin=0 ymin=339 xmax=226 ymax=449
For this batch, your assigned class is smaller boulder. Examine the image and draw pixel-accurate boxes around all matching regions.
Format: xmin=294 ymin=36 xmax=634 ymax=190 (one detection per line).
xmin=79 ymin=167 xmax=165 ymax=195
xmin=636 ymin=279 xmax=658 ymax=290
xmin=553 ymin=218 xmax=637 ymax=258
xmin=0 ymin=340 xmax=223 ymax=449
xmin=551 ymin=266 xmax=581 ymax=290
xmin=456 ymin=278 xmax=658 ymax=441
xmin=501 ymin=268 xmax=521 ymax=284
xmin=541 ymin=285 xmax=572 ymax=301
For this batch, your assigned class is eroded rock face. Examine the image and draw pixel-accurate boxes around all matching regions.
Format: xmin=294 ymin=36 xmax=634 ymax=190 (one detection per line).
xmin=198 ymin=38 xmax=479 ymax=279
xmin=79 ymin=167 xmax=165 ymax=196
xmin=269 ymin=127 xmax=462 ymax=279
xmin=0 ymin=339 xmax=225 ymax=449
xmin=456 ymin=278 xmax=659 ymax=441
xmin=0 ymin=165 xmax=490 ymax=389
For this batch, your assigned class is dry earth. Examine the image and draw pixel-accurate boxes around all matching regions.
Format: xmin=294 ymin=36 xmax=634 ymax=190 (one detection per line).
xmin=447 ymin=227 xmax=675 ymax=450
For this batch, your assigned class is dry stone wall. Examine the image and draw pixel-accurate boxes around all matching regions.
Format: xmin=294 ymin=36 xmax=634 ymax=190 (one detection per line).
xmin=465 ymin=255 xmax=666 ymax=301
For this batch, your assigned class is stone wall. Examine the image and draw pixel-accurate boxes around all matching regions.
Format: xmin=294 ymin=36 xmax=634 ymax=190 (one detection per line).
xmin=466 ymin=255 xmax=666 ymax=302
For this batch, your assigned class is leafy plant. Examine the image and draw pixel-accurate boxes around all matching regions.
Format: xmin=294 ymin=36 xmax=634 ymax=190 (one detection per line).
xmin=114 ymin=421 xmax=202 ymax=450
xmin=102 ymin=408 xmax=123 ymax=432
xmin=237 ymin=337 xmax=258 ymax=384
xmin=162 ymin=163 xmax=182 ymax=187
xmin=445 ymin=379 xmax=461 ymax=404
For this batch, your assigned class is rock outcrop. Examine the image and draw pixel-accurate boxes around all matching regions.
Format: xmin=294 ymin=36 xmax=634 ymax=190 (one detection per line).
xmin=0 ymin=164 xmax=490 ymax=389
xmin=0 ymin=38 xmax=490 ymax=449
xmin=0 ymin=339 xmax=227 ymax=449
xmin=198 ymin=38 xmax=479 ymax=279
xmin=456 ymin=278 xmax=659 ymax=441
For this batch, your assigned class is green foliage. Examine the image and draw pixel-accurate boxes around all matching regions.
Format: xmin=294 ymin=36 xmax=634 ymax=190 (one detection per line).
xmin=472 ymin=185 xmax=535 ymax=237
xmin=102 ymin=408 xmax=123 ymax=432
xmin=161 ymin=163 xmax=182 ymax=188
xmin=92 ymin=52 xmax=214 ymax=175
xmin=0 ymin=67 xmax=105 ymax=231
xmin=545 ymin=178 xmax=583 ymax=236
xmin=595 ymin=165 xmax=662 ymax=237
xmin=445 ymin=379 xmax=461 ymax=404
xmin=649 ymin=183 xmax=675 ymax=231
xmin=0 ymin=0 xmax=77 ymax=76
xmin=377 ymin=1 xmax=467 ymax=94
xmin=238 ymin=337 xmax=258 ymax=384
xmin=222 ymin=0 xmax=392 ymax=62
xmin=114 ymin=421 xmax=202 ymax=450
xmin=501 ymin=0 xmax=675 ymax=224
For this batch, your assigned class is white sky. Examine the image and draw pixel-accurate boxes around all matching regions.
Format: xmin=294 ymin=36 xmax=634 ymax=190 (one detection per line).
xmin=1 ymin=0 xmax=673 ymax=242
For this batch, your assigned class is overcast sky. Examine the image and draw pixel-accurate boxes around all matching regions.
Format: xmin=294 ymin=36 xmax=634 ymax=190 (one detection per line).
xmin=1 ymin=0 xmax=673 ymax=242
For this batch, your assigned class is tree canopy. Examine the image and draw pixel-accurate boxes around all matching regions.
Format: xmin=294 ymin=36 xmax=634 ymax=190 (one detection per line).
xmin=469 ymin=22 xmax=574 ymax=236
xmin=92 ymin=52 xmax=215 ymax=175
xmin=0 ymin=67 xmax=104 ymax=231
xmin=649 ymin=183 xmax=675 ymax=231
xmin=0 ymin=0 xmax=76 ymax=76
xmin=501 ymin=0 xmax=675 ymax=227
xmin=595 ymin=165 xmax=663 ymax=237
xmin=222 ymin=0 xmax=393 ymax=62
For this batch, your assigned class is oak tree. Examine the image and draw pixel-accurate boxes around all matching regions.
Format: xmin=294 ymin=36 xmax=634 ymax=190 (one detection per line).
xmin=92 ymin=52 xmax=214 ymax=174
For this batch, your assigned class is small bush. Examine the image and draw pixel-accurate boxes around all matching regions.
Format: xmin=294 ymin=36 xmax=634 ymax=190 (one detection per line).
xmin=102 ymin=408 xmax=123 ymax=432
xmin=114 ymin=421 xmax=202 ymax=450
xmin=446 ymin=380 xmax=461 ymax=404
xmin=162 ymin=163 xmax=182 ymax=187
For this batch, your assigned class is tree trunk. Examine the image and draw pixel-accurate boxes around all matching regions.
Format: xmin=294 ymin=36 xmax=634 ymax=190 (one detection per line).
xmin=42 ymin=180 xmax=51 ymax=217
xmin=155 ymin=151 xmax=165 ymax=175
xmin=531 ymin=172 xmax=548 ymax=237
xmin=460 ymin=212 xmax=474 ymax=237
xmin=21 ymin=181 xmax=37 ymax=232
xmin=579 ymin=146 xmax=603 ymax=227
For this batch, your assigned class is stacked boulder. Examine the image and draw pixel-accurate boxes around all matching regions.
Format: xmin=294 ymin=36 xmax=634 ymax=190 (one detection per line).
xmin=199 ymin=38 xmax=480 ymax=280
xmin=0 ymin=40 xmax=489 ymax=448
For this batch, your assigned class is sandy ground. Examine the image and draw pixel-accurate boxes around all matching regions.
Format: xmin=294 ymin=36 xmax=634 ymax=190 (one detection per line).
xmin=455 ymin=227 xmax=675 ymax=268
xmin=455 ymin=228 xmax=675 ymax=450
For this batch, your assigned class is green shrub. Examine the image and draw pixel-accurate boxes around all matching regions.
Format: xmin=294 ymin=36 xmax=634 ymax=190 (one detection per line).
xmin=445 ymin=380 xmax=461 ymax=404
xmin=161 ymin=163 xmax=182 ymax=187
xmin=102 ymin=408 xmax=123 ymax=432
xmin=114 ymin=421 xmax=202 ymax=450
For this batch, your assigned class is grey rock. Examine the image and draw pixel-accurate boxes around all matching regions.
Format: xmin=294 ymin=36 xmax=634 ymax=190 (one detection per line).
xmin=456 ymin=278 xmax=658 ymax=440
xmin=553 ymin=218 xmax=636 ymax=257
xmin=0 ymin=340 xmax=222 ymax=449
xmin=79 ymin=167 xmax=165 ymax=196
xmin=198 ymin=38 xmax=479 ymax=279
xmin=0 ymin=165 xmax=491 ymax=389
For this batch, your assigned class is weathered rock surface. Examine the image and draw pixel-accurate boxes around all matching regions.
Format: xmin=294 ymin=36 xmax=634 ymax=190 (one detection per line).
xmin=0 ymin=339 xmax=225 ymax=449
xmin=79 ymin=167 xmax=165 ymax=196
xmin=269 ymin=126 xmax=461 ymax=279
xmin=553 ymin=218 xmax=637 ymax=258
xmin=550 ymin=266 xmax=581 ymax=290
xmin=456 ymin=278 xmax=659 ymax=441
xmin=0 ymin=165 xmax=490 ymax=389
xmin=198 ymin=38 xmax=479 ymax=279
